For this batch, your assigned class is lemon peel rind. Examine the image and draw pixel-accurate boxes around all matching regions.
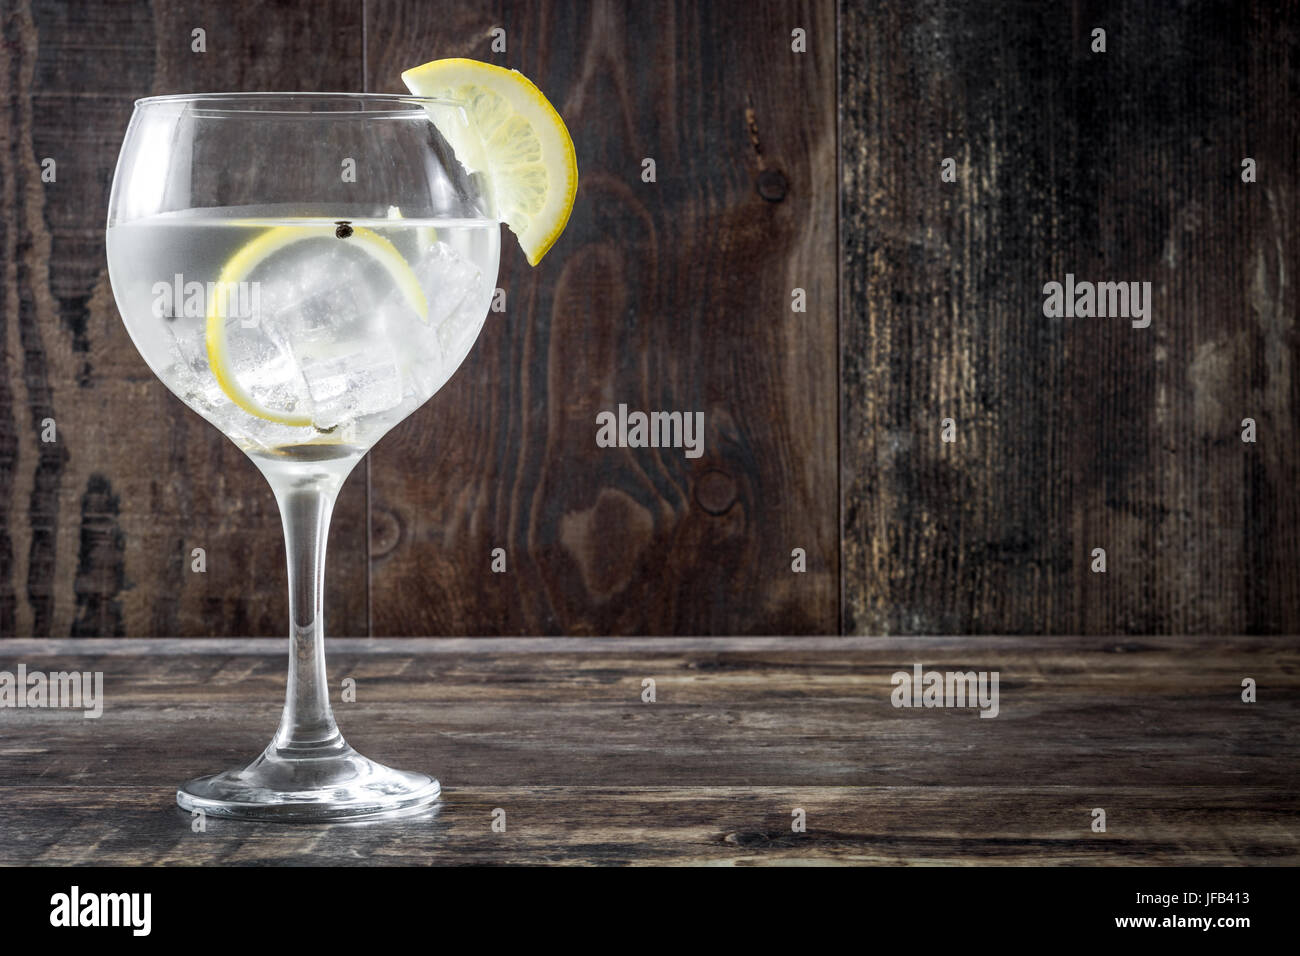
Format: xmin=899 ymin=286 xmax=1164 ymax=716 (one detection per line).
xmin=401 ymin=58 xmax=577 ymax=267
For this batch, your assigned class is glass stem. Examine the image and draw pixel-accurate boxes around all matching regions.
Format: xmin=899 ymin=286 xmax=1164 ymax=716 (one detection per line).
xmin=267 ymin=470 xmax=347 ymax=756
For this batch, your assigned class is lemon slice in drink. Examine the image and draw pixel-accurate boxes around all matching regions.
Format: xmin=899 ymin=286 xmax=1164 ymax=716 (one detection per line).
xmin=402 ymin=58 xmax=578 ymax=266
xmin=205 ymin=224 xmax=428 ymax=427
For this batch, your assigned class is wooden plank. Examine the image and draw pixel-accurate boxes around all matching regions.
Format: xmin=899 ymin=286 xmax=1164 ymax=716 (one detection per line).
xmin=0 ymin=638 xmax=1294 ymax=863
xmin=840 ymin=0 xmax=1300 ymax=634
xmin=1 ymin=786 xmax=1293 ymax=865
xmin=0 ymin=0 xmax=369 ymax=637
xmin=363 ymin=0 xmax=839 ymax=635
xmin=1 ymin=639 xmax=1294 ymax=789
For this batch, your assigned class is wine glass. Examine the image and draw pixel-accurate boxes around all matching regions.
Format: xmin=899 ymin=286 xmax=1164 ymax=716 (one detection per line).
xmin=106 ymin=93 xmax=499 ymax=820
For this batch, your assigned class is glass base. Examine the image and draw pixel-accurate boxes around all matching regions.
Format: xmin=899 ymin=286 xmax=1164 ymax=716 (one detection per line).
xmin=176 ymin=735 xmax=440 ymax=822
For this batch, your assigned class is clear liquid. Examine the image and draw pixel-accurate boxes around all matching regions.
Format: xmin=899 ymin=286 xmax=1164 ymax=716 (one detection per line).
xmin=107 ymin=206 xmax=500 ymax=461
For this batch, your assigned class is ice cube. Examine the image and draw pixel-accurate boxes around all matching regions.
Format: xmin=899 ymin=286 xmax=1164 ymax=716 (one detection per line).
xmin=379 ymin=240 xmax=489 ymax=399
xmin=249 ymin=242 xmax=409 ymax=430
xmin=417 ymin=240 xmax=483 ymax=328
xmin=436 ymin=292 xmax=489 ymax=362
xmin=159 ymin=322 xmax=310 ymax=446
xmin=218 ymin=317 xmax=311 ymax=421
xmin=160 ymin=325 xmax=225 ymax=415
xmin=292 ymin=340 xmax=404 ymax=430
xmin=259 ymin=245 xmax=378 ymax=346
xmin=377 ymin=299 xmax=445 ymax=400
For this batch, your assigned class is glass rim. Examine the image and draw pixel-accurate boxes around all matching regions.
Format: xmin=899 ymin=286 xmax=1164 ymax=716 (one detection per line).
xmin=132 ymin=91 xmax=463 ymax=115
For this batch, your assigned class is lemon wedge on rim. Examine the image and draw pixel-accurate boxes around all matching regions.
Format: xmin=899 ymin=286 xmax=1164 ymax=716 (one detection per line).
xmin=402 ymin=58 xmax=578 ymax=266
xmin=205 ymin=224 xmax=428 ymax=427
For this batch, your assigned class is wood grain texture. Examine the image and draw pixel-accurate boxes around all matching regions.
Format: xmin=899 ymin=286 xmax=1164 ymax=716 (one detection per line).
xmin=363 ymin=0 xmax=839 ymax=634
xmin=0 ymin=637 xmax=1295 ymax=864
xmin=4 ymin=0 xmax=1298 ymax=639
xmin=4 ymin=786 xmax=1295 ymax=865
xmin=0 ymin=0 xmax=369 ymax=637
xmin=840 ymin=0 xmax=1300 ymax=634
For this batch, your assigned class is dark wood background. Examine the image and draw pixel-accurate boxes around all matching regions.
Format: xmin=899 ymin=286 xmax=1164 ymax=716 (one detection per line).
xmin=843 ymin=0 xmax=1300 ymax=636
xmin=0 ymin=0 xmax=1295 ymax=637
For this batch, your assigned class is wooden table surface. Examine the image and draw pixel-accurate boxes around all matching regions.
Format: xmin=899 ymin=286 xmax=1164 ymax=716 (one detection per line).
xmin=1 ymin=636 xmax=1295 ymax=865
